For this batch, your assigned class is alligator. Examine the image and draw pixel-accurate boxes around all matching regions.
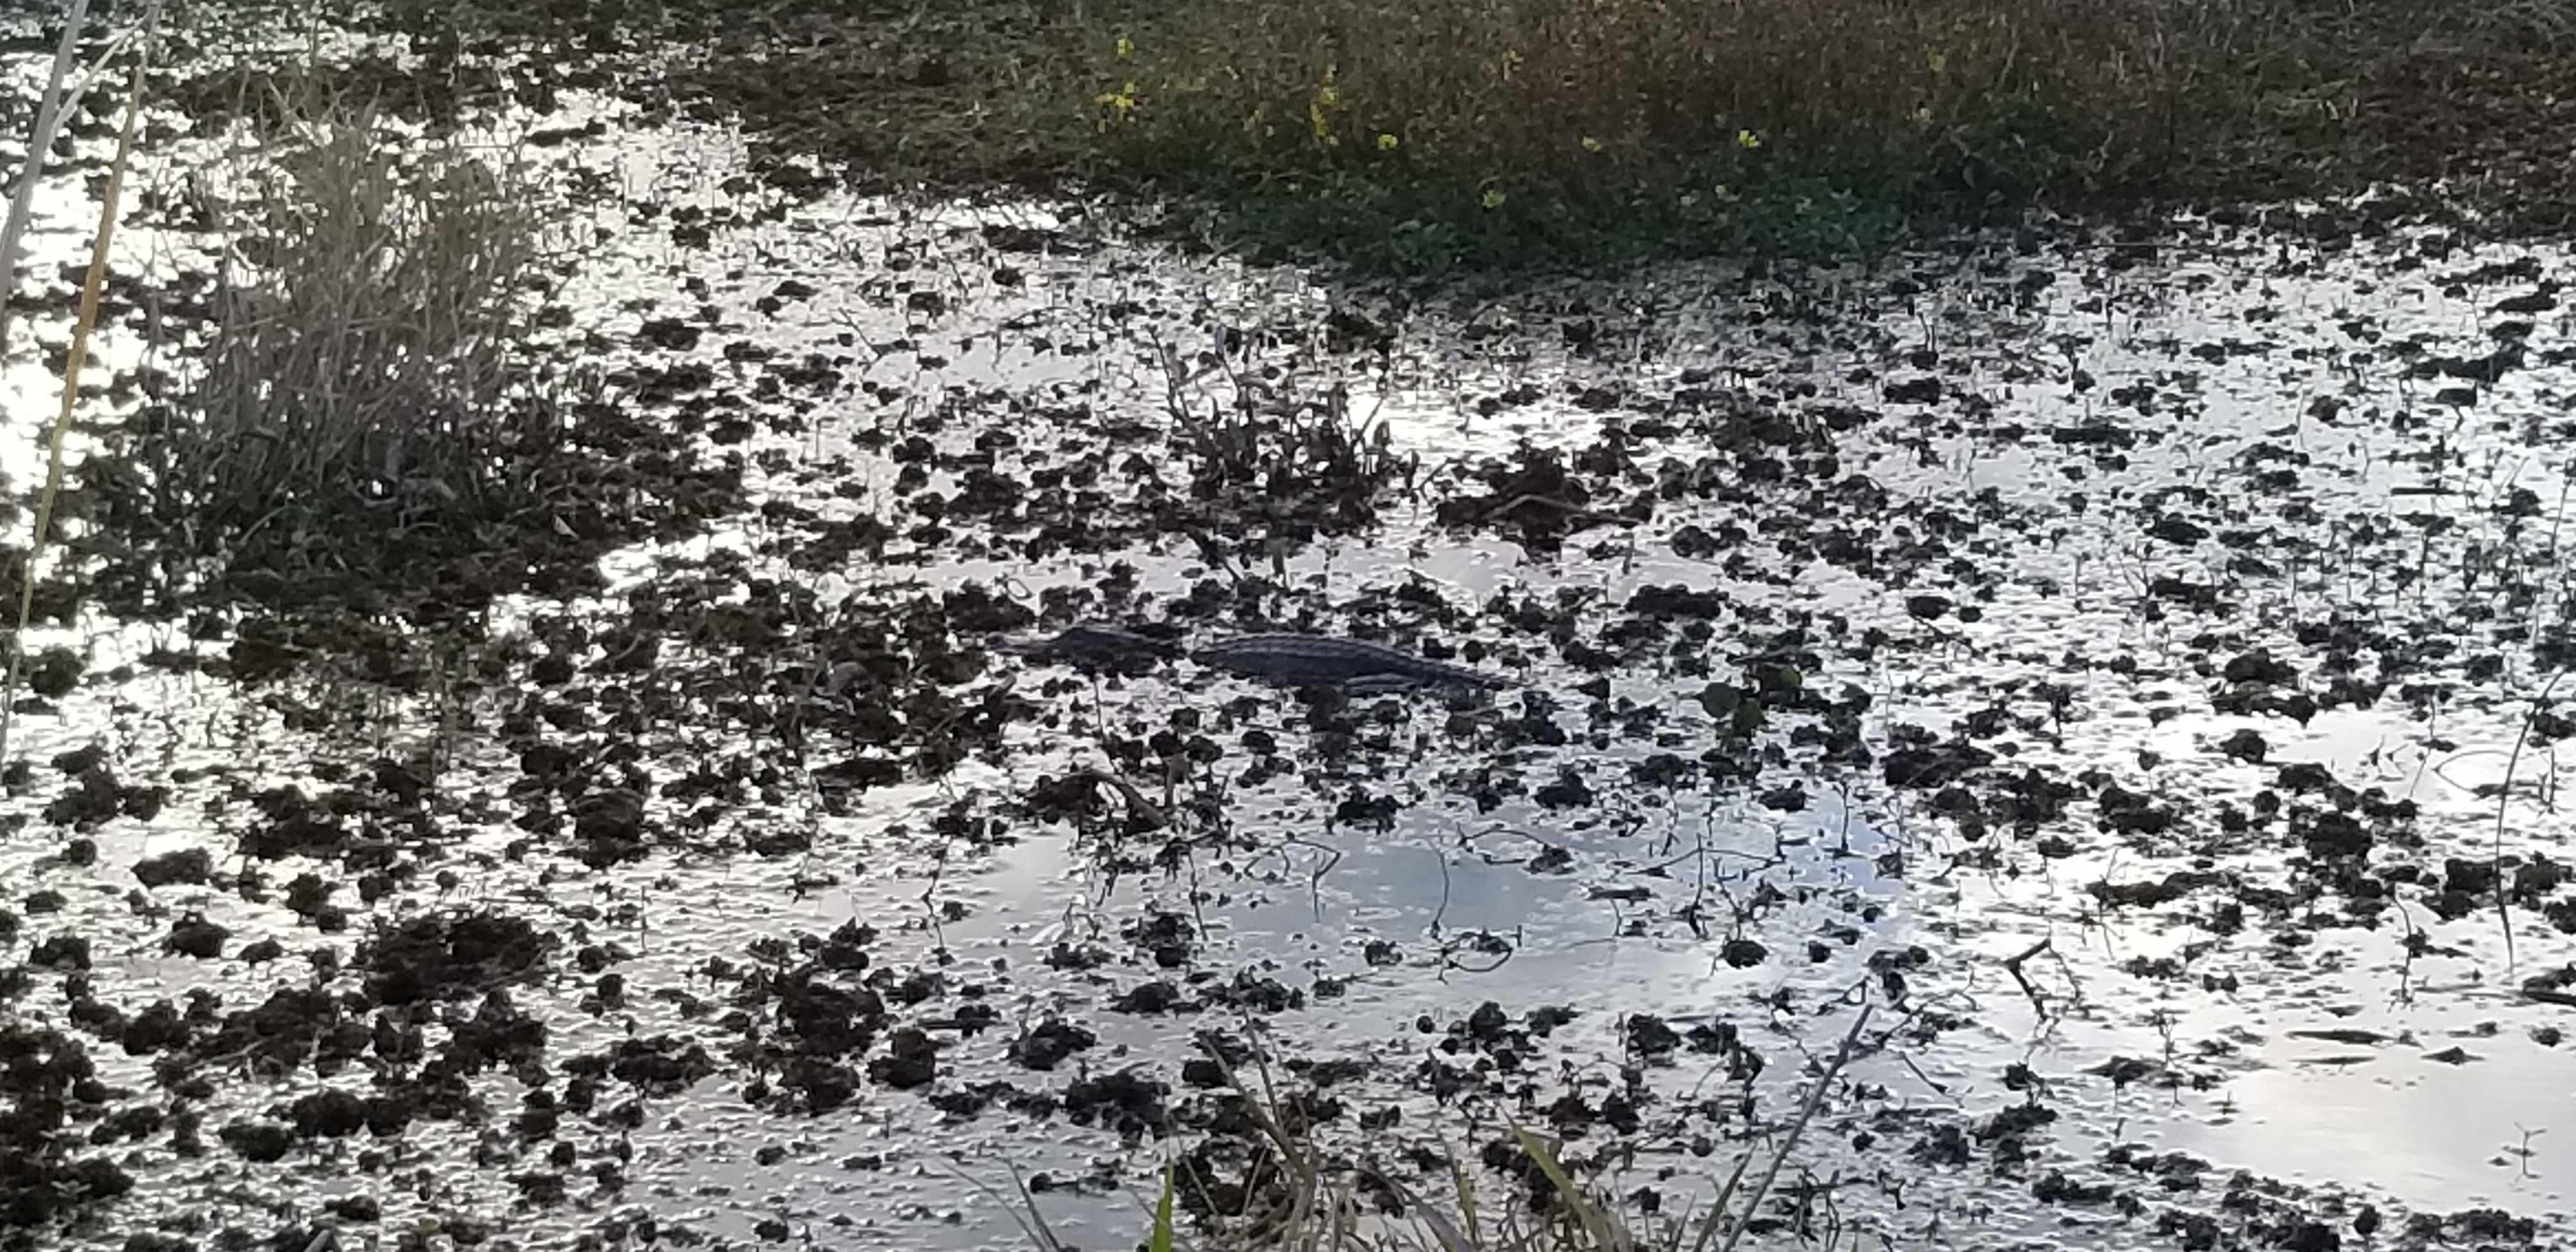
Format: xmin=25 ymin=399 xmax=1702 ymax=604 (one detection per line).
xmin=1000 ymin=625 xmax=1515 ymax=694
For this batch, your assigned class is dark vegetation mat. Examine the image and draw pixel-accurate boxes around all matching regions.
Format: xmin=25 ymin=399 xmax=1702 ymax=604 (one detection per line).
xmin=72 ymin=395 xmax=742 ymax=636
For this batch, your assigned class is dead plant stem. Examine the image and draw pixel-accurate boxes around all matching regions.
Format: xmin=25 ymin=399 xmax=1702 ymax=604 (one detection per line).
xmin=3 ymin=0 xmax=157 ymax=767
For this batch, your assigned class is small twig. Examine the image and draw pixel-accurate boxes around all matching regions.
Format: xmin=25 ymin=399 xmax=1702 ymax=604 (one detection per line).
xmin=1892 ymin=1048 xmax=1951 ymax=1097
xmin=2003 ymin=936 xmax=2054 ymax=1015
xmin=2492 ymin=671 xmax=2567 ymax=973
xmin=1082 ymin=767 xmax=1172 ymax=833
xmin=1476 ymin=492 xmax=1630 ymax=527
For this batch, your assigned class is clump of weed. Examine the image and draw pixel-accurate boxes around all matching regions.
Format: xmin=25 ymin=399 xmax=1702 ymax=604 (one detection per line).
xmin=981 ymin=1014 xmax=1872 ymax=1252
xmin=165 ymin=84 xmax=544 ymax=529
xmin=78 ymin=76 xmax=716 ymax=629
xmin=1155 ymin=335 xmax=1409 ymax=560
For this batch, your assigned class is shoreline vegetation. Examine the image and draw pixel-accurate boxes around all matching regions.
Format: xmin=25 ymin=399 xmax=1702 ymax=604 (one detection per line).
xmin=344 ymin=0 xmax=2576 ymax=274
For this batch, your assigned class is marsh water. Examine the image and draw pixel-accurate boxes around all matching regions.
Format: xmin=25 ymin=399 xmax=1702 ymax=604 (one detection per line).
xmin=2 ymin=30 xmax=2574 ymax=1252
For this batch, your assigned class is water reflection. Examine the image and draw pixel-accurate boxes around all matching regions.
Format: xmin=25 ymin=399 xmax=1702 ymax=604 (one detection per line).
xmin=4 ymin=52 xmax=2575 ymax=1247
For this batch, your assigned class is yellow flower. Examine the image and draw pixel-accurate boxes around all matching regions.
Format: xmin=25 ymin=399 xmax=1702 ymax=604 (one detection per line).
xmin=1376 ymin=132 xmax=1399 ymax=151
xmin=1926 ymin=48 xmax=1948 ymax=75
xmin=1735 ymin=128 xmax=1761 ymax=149
xmin=1481 ymin=188 xmax=1506 ymax=210
xmin=1114 ymin=34 xmax=1133 ymax=59
xmin=1581 ymin=135 xmax=1602 ymax=152
xmin=1309 ymin=67 xmax=1343 ymax=142
xmin=1094 ymin=80 xmax=1140 ymax=128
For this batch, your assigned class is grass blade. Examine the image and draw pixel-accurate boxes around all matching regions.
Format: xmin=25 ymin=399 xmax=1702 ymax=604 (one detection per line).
xmin=1512 ymin=1125 xmax=1623 ymax=1251
xmin=0 ymin=0 xmax=95 ymax=363
xmin=1149 ymin=1164 xmax=1176 ymax=1252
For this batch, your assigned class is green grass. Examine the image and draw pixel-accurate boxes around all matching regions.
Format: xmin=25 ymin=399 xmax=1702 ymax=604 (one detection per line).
xmin=1071 ymin=0 xmax=2184 ymax=270
xmin=321 ymin=0 xmax=2576 ymax=274
xmin=1057 ymin=0 xmax=2576 ymax=271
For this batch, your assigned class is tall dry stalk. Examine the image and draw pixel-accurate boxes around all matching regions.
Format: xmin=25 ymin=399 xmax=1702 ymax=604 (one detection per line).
xmin=0 ymin=0 xmax=96 ymax=363
xmin=2 ymin=0 xmax=158 ymax=765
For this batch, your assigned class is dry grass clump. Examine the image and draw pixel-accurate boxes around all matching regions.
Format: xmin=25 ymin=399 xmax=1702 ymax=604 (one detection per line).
xmin=68 ymin=73 xmax=645 ymax=629
xmin=159 ymin=83 xmax=552 ymax=536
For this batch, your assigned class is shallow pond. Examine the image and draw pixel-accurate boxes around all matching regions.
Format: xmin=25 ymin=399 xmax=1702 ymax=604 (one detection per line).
xmin=3 ymin=36 xmax=2575 ymax=1252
